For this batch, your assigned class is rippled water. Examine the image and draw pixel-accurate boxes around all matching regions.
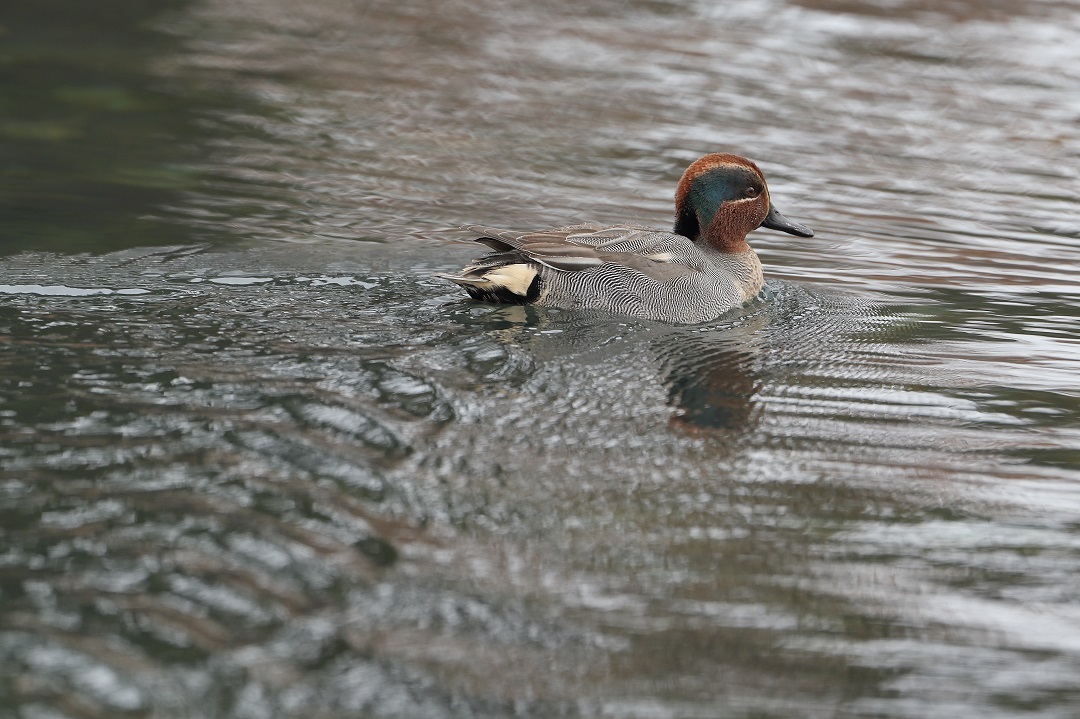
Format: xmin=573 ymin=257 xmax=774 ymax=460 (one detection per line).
xmin=3 ymin=0 xmax=1080 ymax=717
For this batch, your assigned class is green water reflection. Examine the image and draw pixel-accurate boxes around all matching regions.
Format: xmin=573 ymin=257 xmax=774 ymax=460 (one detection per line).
xmin=0 ymin=0 xmax=248 ymax=256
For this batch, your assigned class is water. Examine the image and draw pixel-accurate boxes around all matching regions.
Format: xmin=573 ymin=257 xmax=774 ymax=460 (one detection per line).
xmin=2 ymin=0 xmax=1080 ymax=716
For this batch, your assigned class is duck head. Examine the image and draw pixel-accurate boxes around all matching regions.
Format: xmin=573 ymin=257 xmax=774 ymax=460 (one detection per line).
xmin=673 ymin=153 xmax=813 ymax=252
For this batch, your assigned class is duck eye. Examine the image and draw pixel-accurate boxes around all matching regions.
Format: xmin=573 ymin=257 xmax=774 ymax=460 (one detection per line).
xmin=745 ymin=186 xmax=758 ymax=197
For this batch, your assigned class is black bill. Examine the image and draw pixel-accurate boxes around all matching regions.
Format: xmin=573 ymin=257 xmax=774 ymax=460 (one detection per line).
xmin=761 ymin=204 xmax=814 ymax=237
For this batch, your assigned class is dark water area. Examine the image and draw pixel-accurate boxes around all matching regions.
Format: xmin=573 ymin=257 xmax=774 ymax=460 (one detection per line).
xmin=2 ymin=0 xmax=1080 ymax=717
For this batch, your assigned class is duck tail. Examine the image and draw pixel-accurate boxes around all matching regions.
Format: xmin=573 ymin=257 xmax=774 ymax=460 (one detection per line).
xmin=437 ymin=263 xmax=541 ymax=305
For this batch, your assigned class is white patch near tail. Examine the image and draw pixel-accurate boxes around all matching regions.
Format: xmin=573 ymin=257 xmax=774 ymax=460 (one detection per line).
xmin=481 ymin=264 xmax=537 ymax=297
xmin=438 ymin=263 xmax=540 ymax=302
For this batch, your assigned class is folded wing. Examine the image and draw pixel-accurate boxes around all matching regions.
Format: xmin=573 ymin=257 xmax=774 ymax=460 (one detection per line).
xmin=439 ymin=223 xmax=701 ymax=304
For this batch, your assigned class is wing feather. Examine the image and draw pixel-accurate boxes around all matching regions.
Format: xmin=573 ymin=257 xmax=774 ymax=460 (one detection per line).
xmin=458 ymin=224 xmax=702 ymax=281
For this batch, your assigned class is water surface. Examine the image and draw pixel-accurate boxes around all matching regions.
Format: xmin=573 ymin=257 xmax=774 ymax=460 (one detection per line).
xmin=2 ymin=0 xmax=1080 ymax=717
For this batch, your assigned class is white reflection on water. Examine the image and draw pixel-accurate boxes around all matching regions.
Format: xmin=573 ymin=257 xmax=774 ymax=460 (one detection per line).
xmin=0 ymin=284 xmax=151 ymax=296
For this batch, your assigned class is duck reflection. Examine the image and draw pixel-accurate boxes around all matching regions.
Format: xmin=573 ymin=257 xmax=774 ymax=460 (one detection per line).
xmin=448 ymin=297 xmax=773 ymax=438
xmin=658 ymin=316 xmax=768 ymax=433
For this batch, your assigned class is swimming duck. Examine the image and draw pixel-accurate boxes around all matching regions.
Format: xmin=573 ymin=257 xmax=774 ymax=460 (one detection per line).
xmin=439 ymin=153 xmax=813 ymax=324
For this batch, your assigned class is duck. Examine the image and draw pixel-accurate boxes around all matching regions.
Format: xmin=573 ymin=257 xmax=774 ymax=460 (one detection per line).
xmin=438 ymin=153 xmax=813 ymax=324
